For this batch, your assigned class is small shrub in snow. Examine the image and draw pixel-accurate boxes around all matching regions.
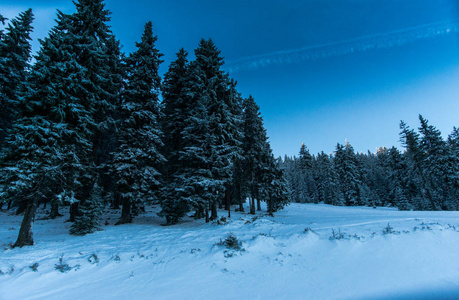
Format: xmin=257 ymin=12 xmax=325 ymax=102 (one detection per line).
xmin=329 ymin=228 xmax=345 ymax=240
xmin=303 ymin=227 xmax=316 ymax=234
xmin=383 ymin=223 xmax=395 ymax=235
xmin=351 ymin=234 xmax=362 ymax=240
xmin=217 ymin=233 xmax=242 ymax=250
xmin=110 ymin=255 xmax=121 ymax=262
xmin=0 ymin=266 xmax=14 ymax=276
xmin=55 ymin=255 xmax=72 ymax=273
xmin=446 ymin=224 xmax=457 ymax=231
xmin=29 ymin=262 xmax=39 ymax=272
xmin=224 ymin=250 xmax=236 ymax=258
xmin=88 ymin=253 xmax=99 ymax=264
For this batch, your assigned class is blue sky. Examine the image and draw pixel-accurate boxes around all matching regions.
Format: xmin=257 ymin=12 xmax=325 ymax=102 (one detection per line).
xmin=1 ymin=0 xmax=459 ymax=156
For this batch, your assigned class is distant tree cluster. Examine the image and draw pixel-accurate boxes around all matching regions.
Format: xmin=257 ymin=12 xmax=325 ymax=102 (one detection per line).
xmin=281 ymin=116 xmax=459 ymax=211
xmin=0 ymin=1 xmax=288 ymax=247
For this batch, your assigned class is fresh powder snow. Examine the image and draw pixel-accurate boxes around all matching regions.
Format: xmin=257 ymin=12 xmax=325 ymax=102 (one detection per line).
xmin=1 ymin=203 xmax=459 ymax=299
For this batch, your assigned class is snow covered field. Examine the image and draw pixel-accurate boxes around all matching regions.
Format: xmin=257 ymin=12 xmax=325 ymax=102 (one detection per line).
xmin=1 ymin=203 xmax=459 ymax=300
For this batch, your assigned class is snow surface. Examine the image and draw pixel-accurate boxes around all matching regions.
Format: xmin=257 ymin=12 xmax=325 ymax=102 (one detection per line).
xmin=1 ymin=203 xmax=459 ymax=300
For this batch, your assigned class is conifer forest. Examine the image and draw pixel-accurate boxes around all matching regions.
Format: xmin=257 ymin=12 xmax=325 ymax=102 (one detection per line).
xmin=1 ymin=0 xmax=459 ymax=251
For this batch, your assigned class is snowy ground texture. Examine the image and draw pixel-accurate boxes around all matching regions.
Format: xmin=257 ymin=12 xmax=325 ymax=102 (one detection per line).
xmin=1 ymin=203 xmax=459 ymax=300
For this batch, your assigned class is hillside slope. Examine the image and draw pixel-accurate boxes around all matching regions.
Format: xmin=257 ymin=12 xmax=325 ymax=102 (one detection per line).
xmin=1 ymin=203 xmax=459 ymax=299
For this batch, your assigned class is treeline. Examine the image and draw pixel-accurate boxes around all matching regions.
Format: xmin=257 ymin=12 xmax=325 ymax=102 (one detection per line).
xmin=0 ymin=1 xmax=288 ymax=247
xmin=281 ymin=116 xmax=459 ymax=211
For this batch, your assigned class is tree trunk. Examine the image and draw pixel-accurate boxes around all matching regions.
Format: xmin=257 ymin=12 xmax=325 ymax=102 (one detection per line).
xmin=67 ymin=202 xmax=79 ymax=222
xmin=16 ymin=200 xmax=27 ymax=215
xmin=211 ymin=202 xmax=218 ymax=220
xmin=226 ymin=186 xmax=231 ymax=218
xmin=250 ymin=197 xmax=256 ymax=215
xmin=111 ymin=193 xmax=120 ymax=209
xmin=48 ymin=201 xmax=62 ymax=219
xmin=205 ymin=208 xmax=209 ymax=223
xmin=7 ymin=198 xmax=12 ymax=210
xmin=257 ymin=198 xmax=261 ymax=211
xmin=224 ymin=185 xmax=230 ymax=211
xmin=14 ymin=198 xmax=38 ymax=247
xmin=116 ymin=199 xmax=131 ymax=225
xmin=239 ymin=197 xmax=244 ymax=212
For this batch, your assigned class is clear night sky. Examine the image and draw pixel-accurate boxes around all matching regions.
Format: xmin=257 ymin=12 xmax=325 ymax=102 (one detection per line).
xmin=2 ymin=0 xmax=459 ymax=157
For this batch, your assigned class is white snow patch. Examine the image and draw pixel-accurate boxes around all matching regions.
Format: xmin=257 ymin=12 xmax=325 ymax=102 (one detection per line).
xmin=1 ymin=203 xmax=459 ymax=299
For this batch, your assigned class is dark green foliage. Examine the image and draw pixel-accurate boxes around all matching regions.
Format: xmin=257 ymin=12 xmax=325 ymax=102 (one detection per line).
xmin=329 ymin=228 xmax=345 ymax=240
xmin=55 ymin=255 xmax=71 ymax=273
xmin=383 ymin=223 xmax=396 ymax=235
xmin=111 ymin=21 xmax=164 ymax=224
xmin=217 ymin=233 xmax=242 ymax=250
xmin=160 ymin=39 xmax=248 ymax=224
xmin=0 ymin=9 xmax=34 ymax=146
xmin=29 ymin=262 xmax=39 ymax=272
xmin=88 ymin=253 xmax=99 ymax=264
xmin=241 ymin=95 xmax=288 ymax=214
xmin=281 ymin=116 xmax=459 ymax=211
xmin=70 ymin=181 xmax=103 ymax=236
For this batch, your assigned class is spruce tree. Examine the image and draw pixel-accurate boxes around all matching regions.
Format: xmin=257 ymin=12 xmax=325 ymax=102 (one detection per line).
xmin=70 ymin=179 xmax=103 ymax=235
xmin=399 ymin=120 xmax=427 ymax=209
xmin=0 ymin=9 xmax=34 ymax=147
xmin=334 ymin=141 xmax=361 ymax=206
xmin=70 ymin=0 xmax=122 ymax=208
xmin=112 ymin=21 xmax=164 ymax=225
xmin=0 ymin=8 xmax=99 ymax=245
xmin=418 ymin=115 xmax=456 ymax=210
xmin=159 ymin=49 xmax=192 ymax=223
xmin=160 ymin=39 xmax=242 ymax=223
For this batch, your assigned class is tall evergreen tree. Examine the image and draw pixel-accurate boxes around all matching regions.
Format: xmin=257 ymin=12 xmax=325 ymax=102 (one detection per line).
xmin=242 ymin=95 xmax=270 ymax=214
xmin=418 ymin=115 xmax=457 ymax=210
xmin=0 ymin=8 xmax=98 ymax=245
xmin=0 ymin=9 xmax=34 ymax=147
xmin=334 ymin=141 xmax=361 ymax=206
xmin=399 ymin=120 xmax=429 ymax=209
xmin=70 ymin=0 xmax=122 ymax=204
xmin=111 ymin=21 xmax=164 ymax=225
xmin=160 ymin=39 xmax=242 ymax=223
xmin=159 ymin=49 xmax=192 ymax=223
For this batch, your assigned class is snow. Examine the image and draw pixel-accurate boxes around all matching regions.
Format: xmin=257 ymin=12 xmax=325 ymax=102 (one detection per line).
xmin=1 ymin=203 xmax=459 ymax=299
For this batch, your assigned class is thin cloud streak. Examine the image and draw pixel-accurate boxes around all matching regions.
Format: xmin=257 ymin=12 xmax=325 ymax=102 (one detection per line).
xmin=226 ymin=20 xmax=459 ymax=73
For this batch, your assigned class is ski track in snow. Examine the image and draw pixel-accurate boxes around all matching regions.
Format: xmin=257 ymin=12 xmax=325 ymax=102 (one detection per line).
xmin=1 ymin=203 xmax=459 ymax=300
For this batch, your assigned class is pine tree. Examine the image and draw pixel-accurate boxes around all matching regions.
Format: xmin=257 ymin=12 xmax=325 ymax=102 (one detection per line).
xmin=242 ymin=96 xmax=264 ymax=214
xmin=70 ymin=180 xmax=103 ymax=235
xmin=194 ymin=39 xmax=241 ymax=219
xmin=0 ymin=9 xmax=98 ymax=246
xmin=386 ymin=146 xmax=411 ymax=209
xmin=111 ymin=21 xmax=164 ymax=225
xmin=70 ymin=0 xmax=123 ymax=208
xmin=261 ymin=149 xmax=289 ymax=213
xmin=1 ymin=118 xmax=63 ymax=246
xmin=159 ymin=49 xmax=192 ymax=223
xmin=162 ymin=48 xmax=189 ymax=164
xmin=334 ymin=141 xmax=361 ymax=206
xmin=399 ymin=120 xmax=426 ymax=209
xmin=0 ymin=9 xmax=34 ymax=147
xmin=160 ymin=39 xmax=242 ymax=223
xmin=447 ymin=127 xmax=459 ymax=209
xmin=418 ymin=115 xmax=456 ymax=210
xmin=315 ymin=151 xmax=342 ymax=205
